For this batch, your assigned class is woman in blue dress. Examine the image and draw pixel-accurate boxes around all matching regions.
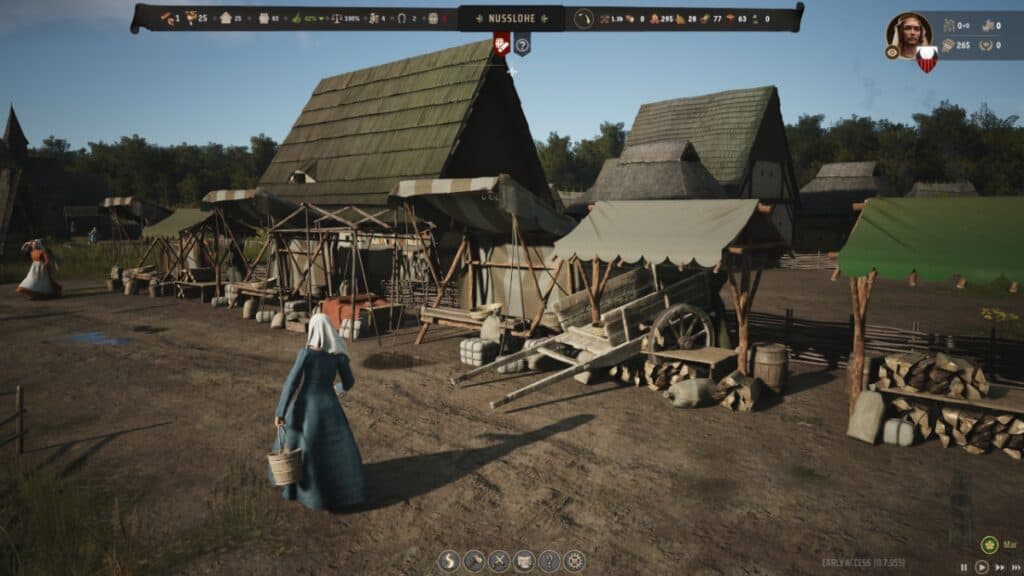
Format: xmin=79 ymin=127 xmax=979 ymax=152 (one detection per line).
xmin=271 ymin=313 xmax=366 ymax=510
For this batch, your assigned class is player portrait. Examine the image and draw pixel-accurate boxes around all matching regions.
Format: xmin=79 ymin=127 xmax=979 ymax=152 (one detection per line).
xmin=885 ymin=12 xmax=932 ymax=60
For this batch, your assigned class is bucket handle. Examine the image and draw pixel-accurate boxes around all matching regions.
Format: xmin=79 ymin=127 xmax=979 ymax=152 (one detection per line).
xmin=276 ymin=424 xmax=288 ymax=451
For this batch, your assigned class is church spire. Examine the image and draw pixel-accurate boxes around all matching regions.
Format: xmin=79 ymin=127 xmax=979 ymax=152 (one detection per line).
xmin=3 ymin=105 xmax=29 ymax=164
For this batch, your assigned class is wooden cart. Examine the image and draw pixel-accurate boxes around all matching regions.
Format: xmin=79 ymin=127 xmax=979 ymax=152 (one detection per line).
xmin=452 ymin=269 xmax=735 ymax=409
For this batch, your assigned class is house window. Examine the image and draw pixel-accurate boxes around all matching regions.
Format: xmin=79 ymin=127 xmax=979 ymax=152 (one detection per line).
xmin=289 ymin=170 xmax=316 ymax=184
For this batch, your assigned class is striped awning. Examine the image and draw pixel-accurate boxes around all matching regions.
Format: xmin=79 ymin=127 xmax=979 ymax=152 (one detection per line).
xmin=390 ymin=175 xmax=575 ymax=238
xmin=102 ymin=196 xmax=135 ymax=207
xmin=201 ymin=188 xmax=297 ymax=227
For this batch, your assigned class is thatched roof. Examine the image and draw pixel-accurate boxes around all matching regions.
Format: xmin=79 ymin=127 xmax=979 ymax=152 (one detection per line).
xmin=907 ymin=180 xmax=978 ymax=198
xmin=800 ymin=161 xmax=888 ymax=215
xmin=625 ymin=86 xmax=778 ymax=192
xmin=259 ymin=42 xmax=496 ymax=207
xmin=586 ymin=140 xmax=727 ymax=202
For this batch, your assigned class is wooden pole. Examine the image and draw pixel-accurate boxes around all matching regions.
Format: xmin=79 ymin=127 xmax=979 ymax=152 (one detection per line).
xmin=16 ymin=386 xmax=23 ymax=455
xmin=528 ymin=258 xmax=565 ymax=333
xmin=574 ymin=258 xmax=599 ymax=323
xmin=350 ymin=228 xmax=358 ymax=340
xmin=404 ymin=202 xmax=441 ymax=290
xmin=414 ymin=236 xmax=468 ymax=345
xmin=847 ymin=270 xmax=877 ymax=415
xmin=214 ymin=212 xmax=222 ymax=297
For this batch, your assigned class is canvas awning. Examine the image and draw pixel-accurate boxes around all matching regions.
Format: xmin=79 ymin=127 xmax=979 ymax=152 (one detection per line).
xmin=201 ymin=188 xmax=297 ymax=228
xmin=837 ymin=197 xmax=1024 ymax=284
xmin=390 ymin=174 xmax=575 ymax=238
xmin=142 ymin=208 xmax=212 ymax=239
xmin=102 ymin=196 xmax=172 ymax=224
xmin=552 ymin=199 xmax=784 ymax=267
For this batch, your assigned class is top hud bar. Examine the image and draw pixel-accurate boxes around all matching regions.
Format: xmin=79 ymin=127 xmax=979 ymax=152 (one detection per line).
xmin=131 ymin=3 xmax=804 ymax=33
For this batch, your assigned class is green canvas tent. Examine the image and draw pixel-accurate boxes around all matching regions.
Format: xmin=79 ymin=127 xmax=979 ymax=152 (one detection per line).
xmin=837 ymin=197 xmax=1024 ymax=285
xmin=142 ymin=208 xmax=211 ymax=239
xmin=838 ymin=196 xmax=1024 ymax=416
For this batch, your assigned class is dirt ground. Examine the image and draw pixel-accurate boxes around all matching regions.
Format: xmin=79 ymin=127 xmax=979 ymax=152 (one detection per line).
xmin=1 ymin=269 xmax=1021 ymax=575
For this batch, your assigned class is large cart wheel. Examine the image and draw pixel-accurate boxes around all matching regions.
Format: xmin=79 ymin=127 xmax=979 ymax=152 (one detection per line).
xmin=648 ymin=303 xmax=716 ymax=365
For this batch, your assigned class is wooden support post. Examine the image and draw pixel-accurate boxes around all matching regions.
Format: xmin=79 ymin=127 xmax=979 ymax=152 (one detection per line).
xmin=414 ymin=236 xmax=468 ymax=345
xmin=214 ymin=212 xmax=222 ymax=297
xmin=243 ymin=236 xmax=272 ymax=283
xmin=574 ymin=258 xmax=599 ymax=323
xmin=405 ymin=202 xmax=441 ymax=290
xmin=528 ymin=259 xmax=565 ymax=333
xmin=350 ymin=228 xmax=358 ymax=340
xmin=847 ymin=269 xmax=877 ymax=415
xmin=16 ymin=386 xmax=23 ymax=455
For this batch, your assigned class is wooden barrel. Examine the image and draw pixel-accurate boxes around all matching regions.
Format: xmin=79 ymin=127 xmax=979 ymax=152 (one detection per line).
xmin=753 ymin=343 xmax=788 ymax=394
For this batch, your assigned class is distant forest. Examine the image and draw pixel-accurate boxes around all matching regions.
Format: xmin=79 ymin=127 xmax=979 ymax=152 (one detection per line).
xmin=536 ymin=101 xmax=1024 ymax=197
xmin=30 ymin=101 xmax=1023 ymax=208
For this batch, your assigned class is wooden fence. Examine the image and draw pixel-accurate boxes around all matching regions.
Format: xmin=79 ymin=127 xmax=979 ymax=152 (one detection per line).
xmin=1 ymin=386 xmax=24 ymax=455
xmin=776 ymin=252 xmax=837 ymax=271
xmin=731 ymin=310 xmax=1024 ymax=384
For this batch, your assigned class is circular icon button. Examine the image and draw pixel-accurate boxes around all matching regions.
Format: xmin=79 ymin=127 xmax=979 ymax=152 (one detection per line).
xmin=437 ymin=549 xmax=461 ymax=573
xmin=514 ymin=549 xmax=536 ymax=572
xmin=982 ymin=536 xmax=1000 ymax=555
xmin=976 ymin=559 xmax=991 ymax=575
xmin=464 ymin=549 xmax=486 ymax=573
xmin=573 ymin=9 xmax=594 ymax=30
xmin=489 ymin=550 xmax=512 ymax=573
xmin=515 ymin=38 xmax=530 ymax=52
xmin=564 ymin=549 xmax=586 ymax=573
xmin=538 ymin=550 xmax=561 ymax=573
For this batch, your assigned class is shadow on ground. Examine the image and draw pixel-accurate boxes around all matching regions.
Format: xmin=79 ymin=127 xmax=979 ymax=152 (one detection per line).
xmin=358 ymin=414 xmax=594 ymax=511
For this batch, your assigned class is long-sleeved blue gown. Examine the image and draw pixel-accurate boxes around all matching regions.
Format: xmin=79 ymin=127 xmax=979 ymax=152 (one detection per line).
xmin=270 ymin=347 xmax=366 ymax=510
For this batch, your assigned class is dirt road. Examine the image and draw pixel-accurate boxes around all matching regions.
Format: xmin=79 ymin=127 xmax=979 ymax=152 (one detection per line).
xmin=1 ymin=270 xmax=1020 ymax=575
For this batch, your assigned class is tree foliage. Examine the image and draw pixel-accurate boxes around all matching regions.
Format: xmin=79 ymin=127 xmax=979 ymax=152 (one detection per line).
xmin=536 ymin=122 xmax=627 ymax=191
xmin=786 ymin=102 xmax=1023 ymax=196
xmin=33 ymin=133 xmax=280 ymax=208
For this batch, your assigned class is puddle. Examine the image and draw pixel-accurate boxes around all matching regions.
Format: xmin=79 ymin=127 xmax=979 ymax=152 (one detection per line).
xmin=362 ymin=352 xmax=434 ymax=370
xmin=57 ymin=332 xmax=132 ymax=346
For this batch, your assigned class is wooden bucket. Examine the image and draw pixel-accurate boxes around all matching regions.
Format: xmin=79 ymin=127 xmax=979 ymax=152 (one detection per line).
xmin=268 ymin=427 xmax=303 ymax=486
xmin=753 ymin=343 xmax=788 ymax=394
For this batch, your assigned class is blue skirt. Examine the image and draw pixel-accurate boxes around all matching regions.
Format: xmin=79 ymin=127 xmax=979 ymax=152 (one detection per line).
xmin=269 ymin=396 xmax=366 ymax=510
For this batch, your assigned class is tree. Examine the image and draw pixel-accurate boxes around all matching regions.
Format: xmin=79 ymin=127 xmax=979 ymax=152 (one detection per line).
xmin=785 ymin=114 xmax=833 ymax=186
xmin=574 ymin=122 xmax=626 ymax=188
xmin=536 ymin=132 xmax=577 ymax=191
xmin=39 ymin=135 xmax=71 ymax=157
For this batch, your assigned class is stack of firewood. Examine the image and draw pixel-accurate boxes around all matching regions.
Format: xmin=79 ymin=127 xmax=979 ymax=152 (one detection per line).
xmin=638 ymin=361 xmax=704 ymax=391
xmin=887 ymin=397 xmax=1024 ymax=460
xmin=715 ymin=371 xmax=761 ymax=412
xmin=875 ymin=352 xmax=989 ymax=400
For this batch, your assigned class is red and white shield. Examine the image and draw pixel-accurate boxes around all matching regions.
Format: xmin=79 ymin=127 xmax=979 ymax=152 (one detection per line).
xmin=493 ymin=32 xmax=511 ymax=57
xmin=916 ymin=46 xmax=938 ymax=73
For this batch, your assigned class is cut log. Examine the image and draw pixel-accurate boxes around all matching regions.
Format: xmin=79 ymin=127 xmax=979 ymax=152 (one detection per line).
xmin=952 ymin=428 xmax=968 ymax=446
xmin=963 ymin=445 xmax=986 ymax=455
xmin=1008 ymin=419 xmax=1024 ymax=436
xmin=919 ymin=417 xmax=933 ymax=440
xmin=941 ymin=407 xmax=960 ymax=427
xmin=929 ymin=366 xmax=957 ymax=384
xmin=996 ymin=414 xmax=1014 ymax=426
xmin=893 ymin=374 xmax=907 ymax=388
xmin=909 ymin=408 xmax=927 ymax=426
xmin=908 ymin=370 xmax=929 ymax=390
xmin=1007 ymin=434 xmax=1024 ymax=450
xmin=735 ymin=378 xmax=762 ymax=412
xmin=891 ymin=398 xmax=913 ymax=412
xmin=965 ymin=384 xmax=983 ymax=401
xmin=939 ymin=433 xmax=952 ymax=448
xmin=992 ymin=432 xmax=1009 ymax=449
xmin=1003 ymin=448 xmax=1022 ymax=460
xmin=927 ymin=379 xmax=952 ymax=395
xmin=948 ymin=381 xmax=965 ymax=398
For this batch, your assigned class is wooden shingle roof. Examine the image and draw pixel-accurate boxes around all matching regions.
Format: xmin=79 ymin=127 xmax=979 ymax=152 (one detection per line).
xmin=625 ymin=86 xmax=776 ymax=189
xmin=259 ymin=41 xmax=494 ymax=206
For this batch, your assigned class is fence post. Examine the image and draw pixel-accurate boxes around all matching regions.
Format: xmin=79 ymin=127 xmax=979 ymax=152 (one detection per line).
xmin=16 ymin=386 xmax=23 ymax=455
xmin=784 ymin=308 xmax=793 ymax=339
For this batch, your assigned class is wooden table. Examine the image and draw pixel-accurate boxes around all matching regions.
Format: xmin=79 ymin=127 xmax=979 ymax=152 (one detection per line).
xmin=876 ymin=383 xmax=1024 ymax=415
xmin=648 ymin=346 xmax=739 ymax=380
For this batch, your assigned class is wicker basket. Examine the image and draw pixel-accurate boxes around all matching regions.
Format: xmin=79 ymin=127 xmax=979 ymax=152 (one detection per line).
xmin=268 ymin=426 xmax=303 ymax=486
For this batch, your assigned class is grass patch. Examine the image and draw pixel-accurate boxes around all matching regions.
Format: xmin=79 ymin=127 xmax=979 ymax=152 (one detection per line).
xmin=145 ymin=463 xmax=279 ymax=574
xmin=1 ymin=239 xmax=150 ymax=284
xmin=0 ymin=462 xmax=140 ymax=575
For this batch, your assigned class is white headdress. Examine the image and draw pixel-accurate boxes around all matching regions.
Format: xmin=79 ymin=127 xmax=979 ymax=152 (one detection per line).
xmin=306 ymin=313 xmax=349 ymax=356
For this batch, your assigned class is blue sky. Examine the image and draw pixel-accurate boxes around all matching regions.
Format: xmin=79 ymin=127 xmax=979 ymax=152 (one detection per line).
xmin=2 ymin=0 xmax=1023 ymax=150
